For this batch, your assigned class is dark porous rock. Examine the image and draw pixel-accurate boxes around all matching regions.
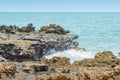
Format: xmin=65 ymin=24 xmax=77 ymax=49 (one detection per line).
xmin=39 ymin=24 xmax=70 ymax=35
xmin=0 ymin=63 xmax=16 ymax=80
xmin=0 ymin=24 xmax=80 ymax=61
xmin=72 ymin=58 xmax=120 ymax=67
xmin=25 ymin=33 xmax=79 ymax=60
xmin=39 ymin=57 xmax=49 ymax=64
xmin=23 ymin=63 xmax=49 ymax=74
xmin=43 ymin=65 xmax=120 ymax=80
xmin=4 ymin=64 xmax=16 ymax=77
xmin=23 ymin=67 xmax=35 ymax=74
xmin=47 ymin=67 xmax=56 ymax=74
xmin=32 ymin=64 xmax=48 ymax=72
xmin=95 ymin=51 xmax=117 ymax=60
xmin=29 ymin=43 xmax=48 ymax=61
xmin=72 ymin=51 xmax=120 ymax=67
xmin=18 ymin=23 xmax=35 ymax=33
xmin=0 ymin=23 xmax=35 ymax=34
xmin=0 ymin=44 xmax=16 ymax=59
xmin=36 ymin=72 xmax=78 ymax=80
xmin=0 ymin=25 xmax=18 ymax=34
xmin=48 ymin=56 xmax=70 ymax=65
xmin=0 ymin=40 xmax=38 ymax=61
xmin=55 ymin=68 xmax=71 ymax=73
xmin=76 ymin=65 xmax=120 ymax=80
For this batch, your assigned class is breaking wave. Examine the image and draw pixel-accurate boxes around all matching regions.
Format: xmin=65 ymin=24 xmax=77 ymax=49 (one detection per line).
xmin=45 ymin=49 xmax=95 ymax=63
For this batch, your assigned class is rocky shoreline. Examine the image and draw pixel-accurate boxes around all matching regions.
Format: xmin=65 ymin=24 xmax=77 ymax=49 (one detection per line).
xmin=0 ymin=24 xmax=79 ymax=61
xmin=0 ymin=24 xmax=120 ymax=80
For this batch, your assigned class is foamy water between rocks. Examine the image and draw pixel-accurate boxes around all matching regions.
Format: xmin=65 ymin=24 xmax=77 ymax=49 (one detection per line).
xmin=45 ymin=49 xmax=95 ymax=63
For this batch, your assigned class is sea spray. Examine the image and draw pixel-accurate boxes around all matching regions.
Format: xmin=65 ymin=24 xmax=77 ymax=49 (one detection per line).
xmin=45 ymin=49 xmax=95 ymax=63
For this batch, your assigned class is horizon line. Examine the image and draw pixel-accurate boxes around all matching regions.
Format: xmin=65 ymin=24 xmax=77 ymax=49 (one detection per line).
xmin=0 ymin=11 xmax=120 ymax=13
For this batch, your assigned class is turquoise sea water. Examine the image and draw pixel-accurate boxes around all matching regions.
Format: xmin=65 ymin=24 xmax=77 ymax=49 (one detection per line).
xmin=0 ymin=12 xmax=120 ymax=61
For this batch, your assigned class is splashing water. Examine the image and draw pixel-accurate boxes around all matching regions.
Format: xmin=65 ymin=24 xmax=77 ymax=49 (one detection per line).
xmin=45 ymin=49 xmax=95 ymax=63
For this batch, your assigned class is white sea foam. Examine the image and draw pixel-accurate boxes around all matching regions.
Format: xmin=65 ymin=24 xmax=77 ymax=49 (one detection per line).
xmin=45 ymin=49 xmax=95 ymax=63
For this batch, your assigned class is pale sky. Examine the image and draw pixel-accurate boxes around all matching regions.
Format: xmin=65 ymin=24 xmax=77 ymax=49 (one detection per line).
xmin=0 ymin=0 xmax=120 ymax=12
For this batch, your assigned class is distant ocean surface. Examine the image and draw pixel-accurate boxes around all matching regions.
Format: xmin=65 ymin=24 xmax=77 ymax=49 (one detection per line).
xmin=0 ymin=12 xmax=120 ymax=62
